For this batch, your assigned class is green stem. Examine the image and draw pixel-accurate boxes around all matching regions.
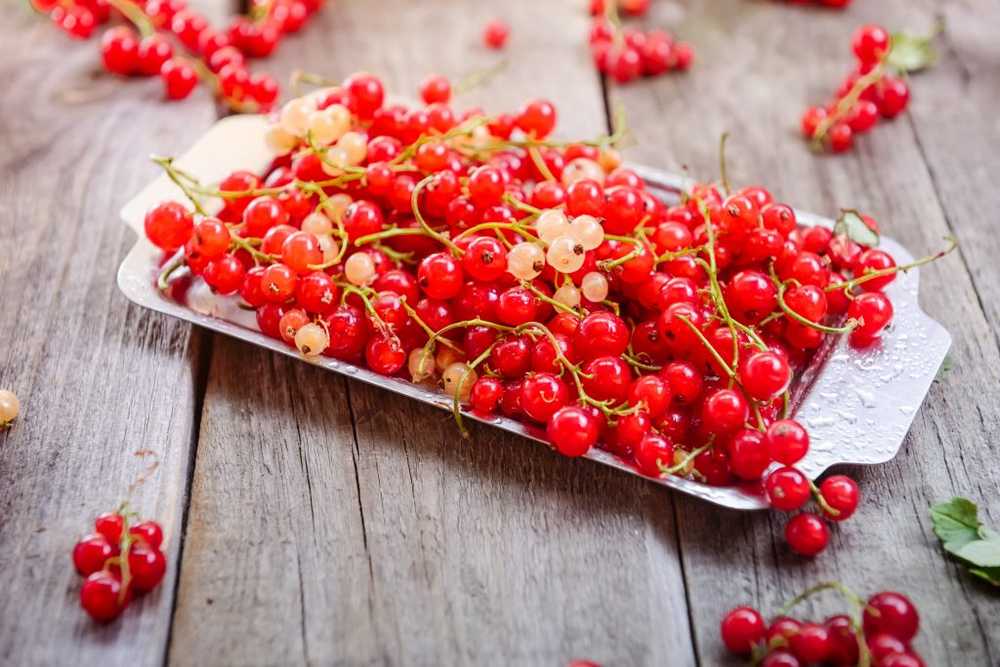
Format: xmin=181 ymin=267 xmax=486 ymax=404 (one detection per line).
xmin=151 ymin=156 xmax=209 ymax=216
xmin=776 ymin=280 xmax=859 ymax=335
xmin=156 ymin=252 xmax=186 ymax=292
xmin=824 ymin=237 xmax=957 ymax=293
xmin=412 ymin=175 xmax=462 ymax=255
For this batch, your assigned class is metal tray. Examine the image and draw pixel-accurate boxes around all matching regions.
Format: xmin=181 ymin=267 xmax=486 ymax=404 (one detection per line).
xmin=117 ymin=114 xmax=951 ymax=510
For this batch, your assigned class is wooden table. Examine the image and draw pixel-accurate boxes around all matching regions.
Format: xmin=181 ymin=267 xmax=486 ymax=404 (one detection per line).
xmin=2 ymin=0 xmax=998 ymax=665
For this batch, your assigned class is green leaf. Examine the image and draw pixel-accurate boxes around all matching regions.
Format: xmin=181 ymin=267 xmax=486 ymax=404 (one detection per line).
xmin=887 ymin=31 xmax=938 ymax=73
xmin=969 ymin=567 xmax=1000 ymax=586
xmin=834 ymin=210 xmax=880 ymax=247
xmin=952 ymin=539 xmax=1000 ymax=568
xmin=931 ymin=497 xmax=982 ymax=548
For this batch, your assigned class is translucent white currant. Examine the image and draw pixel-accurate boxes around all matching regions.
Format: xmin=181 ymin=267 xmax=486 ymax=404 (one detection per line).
xmin=408 ymin=348 xmax=436 ymax=382
xmin=344 ymin=252 xmax=376 ymax=285
xmin=265 ymin=126 xmax=298 ymax=156
xmin=326 ymin=193 xmax=353 ymax=223
xmin=581 ymin=271 xmax=609 ymax=302
xmin=599 ymin=148 xmax=623 ymax=172
xmin=307 ymin=107 xmax=349 ymax=145
xmin=507 ymin=242 xmax=546 ymax=280
xmin=279 ymin=97 xmax=315 ymax=137
xmin=553 ymin=283 xmax=581 ymax=308
xmin=0 ymin=389 xmax=20 ymax=426
xmin=568 ymin=214 xmax=604 ymax=251
xmin=435 ymin=345 xmax=464 ymax=372
xmin=321 ymin=146 xmax=351 ymax=176
xmin=294 ymin=323 xmax=329 ymax=357
xmin=546 ymin=236 xmax=586 ymax=274
xmin=338 ymin=131 xmax=368 ymax=165
xmin=301 ymin=212 xmax=334 ymax=236
xmin=535 ymin=209 xmax=571 ymax=243
xmin=561 ymin=157 xmax=605 ymax=186
xmin=442 ymin=362 xmax=477 ymax=402
xmin=317 ymin=235 xmax=339 ymax=264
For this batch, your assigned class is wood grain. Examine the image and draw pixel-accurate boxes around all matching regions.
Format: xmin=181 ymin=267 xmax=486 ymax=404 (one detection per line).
xmin=168 ymin=1 xmax=697 ymax=665
xmin=0 ymin=6 xmax=220 ymax=666
xmin=608 ymin=1 xmax=999 ymax=664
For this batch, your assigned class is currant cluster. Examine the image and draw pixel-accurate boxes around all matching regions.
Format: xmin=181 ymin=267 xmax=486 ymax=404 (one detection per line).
xmin=72 ymin=510 xmax=167 ymax=622
xmin=31 ymin=0 xmax=325 ymax=111
xmin=802 ymin=25 xmax=921 ymax=153
xmin=0 ymin=389 xmax=19 ymax=427
xmin=721 ymin=584 xmax=924 ymax=666
xmin=144 ymin=73 xmax=949 ymax=556
xmin=588 ymin=3 xmax=693 ymax=83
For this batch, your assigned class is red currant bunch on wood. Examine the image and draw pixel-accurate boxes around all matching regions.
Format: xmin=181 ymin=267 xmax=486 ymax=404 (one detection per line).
xmin=588 ymin=1 xmax=693 ymax=83
xmin=801 ymin=24 xmax=937 ymax=153
xmin=72 ymin=507 xmax=167 ymax=623
xmin=721 ymin=582 xmax=923 ymax=666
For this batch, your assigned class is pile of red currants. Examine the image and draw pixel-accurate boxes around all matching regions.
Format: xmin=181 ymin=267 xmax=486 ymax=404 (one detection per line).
xmin=721 ymin=585 xmax=924 ymax=666
xmin=801 ymin=24 xmax=934 ymax=153
xmin=72 ymin=510 xmax=167 ymax=622
xmin=587 ymin=1 xmax=693 ymax=83
xmin=144 ymin=72 xmax=950 ymax=557
xmin=30 ymin=0 xmax=327 ymax=110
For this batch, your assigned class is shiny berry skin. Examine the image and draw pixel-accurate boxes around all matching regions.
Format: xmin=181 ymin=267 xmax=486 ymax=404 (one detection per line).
xmin=818 ymin=474 xmax=859 ymax=521
xmin=419 ymin=74 xmax=451 ymax=104
xmin=765 ymin=419 xmax=810 ymax=465
xmin=765 ymin=466 xmax=810 ymax=511
xmin=495 ymin=287 xmax=538 ymax=326
xmin=203 ymin=254 xmax=246 ymax=295
xmin=144 ymin=201 xmax=193 ymax=251
xmin=877 ymin=77 xmax=910 ymax=118
xmin=281 ymin=232 xmax=323 ymax=274
xmin=573 ymin=312 xmax=630 ymax=362
xmin=94 ymin=512 xmax=125 ymax=543
xmin=880 ymin=652 xmax=924 ymax=667
xmin=700 ymin=388 xmax=749 ymax=434
xmin=418 ymin=252 xmax=464 ymax=300
xmin=662 ymin=361 xmax=703 ymax=405
xmin=825 ymin=614 xmax=861 ymax=665
xmin=344 ymin=72 xmax=384 ymax=119
xmin=516 ymin=99 xmax=557 ymax=139
xmin=127 ymin=542 xmax=167 ymax=592
xmin=260 ymin=263 xmax=297 ymax=303
xmin=467 ymin=166 xmax=505 ymax=207
xmin=828 ymin=123 xmax=853 ymax=153
xmin=243 ymin=196 xmax=289 ymax=237
xmin=365 ymin=335 xmax=406 ymax=375
xmin=160 ymin=58 xmax=198 ymax=100
xmin=789 ymin=622 xmax=831 ymax=663
xmin=462 ymin=236 xmax=507 ymax=282
xmin=854 ymin=248 xmax=897 ymax=291
xmin=629 ymin=375 xmax=672 ymax=418
xmin=848 ymin=99 xmax=880 ymax=133
xmin=849 ymin=292 xmax=894 ymax=344
xmin=719 ymin=606 xmax=765 ymax=655
xmin=785 ymin=512 xmax=829 ymax=557
xmin=581 ymin=356 xmax=631 ymax=403
xmin=546 ymin=405 xmax=599 ymax=457
xmin=520 ymin=373 xmax=570 ymax=423
xmin=767 ymin=617 xmax=802 ymax=647
xmin=727 ymin=429 xmax=770 ymax=481
xmin=761 ymin=651 xmax=800 ymax=667
xmin=295 ymin=272 xmax=339 ymax=315
xmin=137 ymin=34 xmax=173 ymax=76
xmin=739 ymin=350 xmax=791 ymax=401
xmin=128 ymin=521 xmax=164 ymax=549
xmin=470 ymin=377 xmax=503 ymax=416
xmin=101 ymin=27 xmax=139 ymax=76
xmin=801 ymin=105 xmax=828 ymax=139
xmin=852 ymin=24 xmax=890 ymax=65
xmin=633 ymin=433 xmax=673 ymax=477
xmin=73 ymin=534 xmax=115 ymax=576
xmin=80 ymin=570 xmax=127 ymax=623
xmin=482 ymin=19 xmax=510 ymax=49
xmin=863 ymin=591 xmax=920 ymax=642
xmin=868 ymin=633 xmax=908 ymax=663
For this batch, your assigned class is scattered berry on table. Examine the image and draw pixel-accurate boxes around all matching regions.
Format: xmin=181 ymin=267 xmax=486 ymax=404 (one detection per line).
xmin=0 ymin=389 xmax=20 ymax=427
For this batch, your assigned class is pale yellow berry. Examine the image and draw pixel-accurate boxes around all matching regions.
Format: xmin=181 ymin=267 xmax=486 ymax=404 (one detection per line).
xmin=301 ymin=212 xmax=334 ymax=236
xmin=581 ymin=271 xmax=609 ymax=302
xmin=325 ymin=193 xmax=353 ymax=223
xmin=338 ymin=131 xmax=368 ymax=165
xmin=561 ymin=157 xmax=605 ymax=186
xmin=599 ymin=148 xmax=623 ymax=172
xmin=265 ymin=126 xmax=298 ymax=155
xmin=344 ymin=252 xmax=376 ymax=285
xmin=553 ymin=284 xmax=581 ymax=309
xmin=569 ymin=214 xmax=605 ymax=251
xmin=535 ymin=209 xmax=571 ymax=243
xmin=279 ymin=97 xmax=315 ymax=136
xmin=507 ymin=242 xmax=546 ymax=280
xmin=408 ymin=348 xmax=437 ymax=382
xmin=317 ymin=235 xmax=339 ymax=264
xmin=307 ymin=107 xmax=349 ymax=145
xmin=546 ymin=235 xmax=586 ymax=274
xmin=435 ymin=345 xmax=464 ymax=372
xmin=442 ymin=362 xmax=477 ymax=402
xmin=321 ymin=146 xmax=350 ymax=176
xmin=295 ymin=323 xmax=329 ymax=357
xmin=0 ymin=390 xmax=20 ymax=426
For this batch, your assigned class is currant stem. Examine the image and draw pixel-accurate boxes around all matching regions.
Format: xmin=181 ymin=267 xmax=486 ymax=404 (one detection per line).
xmin=811 ymin=63 xmax=886 ymax=150
xmin=657 ymin=442 xmax=712 ymax=477
xmin=152 ymin=156 xmax=210 ymax=216
xmin=411 ymin=175 xmax=463 ymax=255
xmin=775 ymin=280 xmax=860 ymax=335
xmin=824 ymin=236 xmax=958 ymax=293
xmin=678 ymin=315 xmax=736 ymax=379
xmin=809 ymin=478 xmax=841 ymax=518
xmin=718 ymin=131 xmax=732 ymax=196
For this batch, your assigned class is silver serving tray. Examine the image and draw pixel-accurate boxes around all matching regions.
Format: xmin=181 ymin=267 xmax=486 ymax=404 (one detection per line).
xmin=117 ymin=115 xmax=951 ymax=510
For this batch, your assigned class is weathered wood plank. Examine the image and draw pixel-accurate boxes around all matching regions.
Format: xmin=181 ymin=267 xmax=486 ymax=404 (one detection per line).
xmin=170 ymin=1 xmax=697 ymax=665
xmin=0 ymin=8 xmax=220 ymax=666
xmin=608 ymin=1 xmax=999 ymax=664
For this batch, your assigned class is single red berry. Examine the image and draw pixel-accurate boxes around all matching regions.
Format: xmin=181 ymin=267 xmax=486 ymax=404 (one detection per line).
xmin=101 ymin=27 xmax=139 ymax=76
xmin=852 ymin=24 xmax=890 ymax=66
xmin=516 ymin=99 xmax=557 ymax=139
xmin=470 ymin=377 xmax=503 ymax=416
xmin=824 ymin=614 xmax=861 ymax=665
xmin=727 ymin=429 xmax=770 ymax=481
xmin=849 ymin=292 xmax=894 ymax=345
xmin=818 ymin=475 xmax=859 ymax=521
xmin=546 ymin=406 xmax=599 ymax=457
xmin=128 ymin=521 xmax=164 ymax=550
xmin=765 ymin=419 xmax=810 ymax=465
xmin=462 ymin=236 xmax=508 ymax=282
xmin=127 ymin=542 xmax=167 ymax=592
xmin=863 ymin=591 xmax=920 ymax=642
xmin=161 ymin=58 xmax=198 ymax=100
xmin=72 ymin=534 xmax=115 ymax=576
xmin=203 ymin=254 xmax=246 ymax=295
xmin=144 ymin=201 xmax=193 ymax=251
xmin=719 ymin=606 xmax=765 ymax=655
xmin=137 ymin=34 xmax=173 ymax=77
xmin=419 ymin=74 xmax=451 ymax=104
xmin=761 ymin=651 xmax=800 ymax=667
xmin=343 ymin=72 xmax=385 ymax=119
xmin=739 ymin=350 xmax=791 ymax=401
xmin=789 ymin=622 xmax=831 ymax=663
xmin=764 ymin=466 xmax=810 ymax=511
xmin=520 ymin=373 xmax=571 ymax=423
xmin=868 ymin=633 xmax=909 ymax=663
xmin=785 ymin=512 xmax=829 ymax=557
xmin=801 ymin=106 xmax=828 ymax=139
xmin=80 ymin=570 xmax=127 ymax=623
xmin=633 ymin=433 xmax=673 ymax=477
xmin=94 ymin=512 xmax=125 ymax=544
xmin=828 ymin=122 xmax=854 ymax=153
xmin=573 ymin=312 xmax=630 ymax=362
xmin=876 ymin=77 xmax=910 ymax=118
xmin=482 ymin=18 xmax=510 ymax=49
xmin=700 ymin=388 xmax=749 ymax=435
xmin=880 ymin=653 xmax=925 ymax=667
